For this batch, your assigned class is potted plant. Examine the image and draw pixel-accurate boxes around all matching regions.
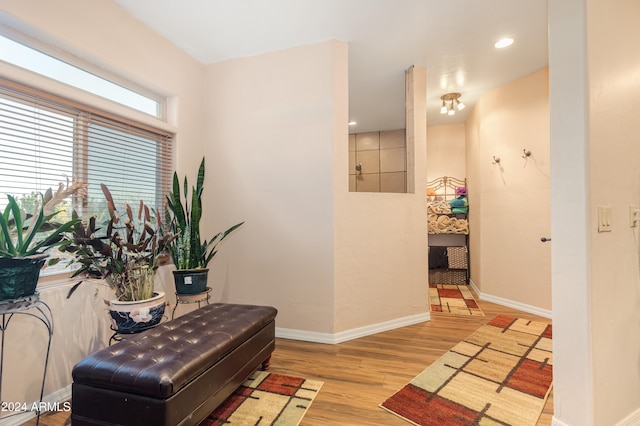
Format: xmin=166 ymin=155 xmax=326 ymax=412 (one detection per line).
xmin=163 ymin=158 xmax=243 ymax=295
xmin=0 ymin=182 xmax=84 ymax=301
xmin=63 ymin=184 xmax=173 ymax=333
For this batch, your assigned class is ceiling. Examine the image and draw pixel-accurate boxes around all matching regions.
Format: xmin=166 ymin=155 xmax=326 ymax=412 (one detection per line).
xmin=114 ymin=0 xmax=548 ymax=133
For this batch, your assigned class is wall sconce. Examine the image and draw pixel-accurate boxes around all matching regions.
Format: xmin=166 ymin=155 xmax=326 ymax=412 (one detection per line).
xmin=522 ymin=149 xmax=532 ymax=158
xmin=492 ymin=156 xmax=501 ymax=164
xmin=440 ymin=93 xmax=465 ymax=116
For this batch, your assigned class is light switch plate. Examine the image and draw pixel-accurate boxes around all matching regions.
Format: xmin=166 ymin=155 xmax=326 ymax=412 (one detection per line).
xmin=598 ymin=206 xmax=612 ymax=232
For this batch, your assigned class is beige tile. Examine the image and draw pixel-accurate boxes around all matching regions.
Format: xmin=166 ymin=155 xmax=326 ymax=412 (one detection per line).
xmin=356 ymin=173 xmax=380 ymax=192
xmin=355 ymin=132 xmax=380 ymax=151
xmin=349 ymin=134 xmax=356 ymax=152
xmin=349 ymin=150 xmax=356 ymax=175
xmin=349 ymin=175 xmax=356 ymax=192
xmin=380 ymin=147 xmax=406 ymax=172
xmin=356 ymin=150 xmax=380 ymax=174
xmin=380 ymin=129 xmax=405 ymax=149
xmin=380 ymin=172 xmax=406 ymax=193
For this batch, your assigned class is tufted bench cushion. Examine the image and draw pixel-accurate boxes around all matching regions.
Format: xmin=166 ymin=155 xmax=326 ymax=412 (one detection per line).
xmin=71 ymin=303 xmax=277 ymax=426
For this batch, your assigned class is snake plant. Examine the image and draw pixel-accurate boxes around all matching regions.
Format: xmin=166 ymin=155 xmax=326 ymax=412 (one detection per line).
xmin=163 ymin=157 xmax=243 ymax=270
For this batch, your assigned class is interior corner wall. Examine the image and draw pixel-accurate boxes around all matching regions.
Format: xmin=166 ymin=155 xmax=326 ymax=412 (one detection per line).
xmin=203 ymin=41 xmax=341 ymax=334
xmin=583 ymin=0 xmax=640 ymax=424
xmin=426 ymin=123 xmax=466 ymax=182
xmin=546 ymin=1 xmax=640 ymax=424
xmin=0 ymin=0 xmax=207 ymax=412
xmin=333 ymin=65 xmax=429 ymax=333
xmin=465 ymin=68 xmax=551 ymax=311
xmin=465 ymin=105 xmax=483 ymax=293
xmin=548 ymin=2 xmax=593 ymax=425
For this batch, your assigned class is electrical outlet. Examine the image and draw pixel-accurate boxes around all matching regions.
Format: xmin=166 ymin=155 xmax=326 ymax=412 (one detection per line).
xmin=598 ymin=206 xmax=612 ymax=232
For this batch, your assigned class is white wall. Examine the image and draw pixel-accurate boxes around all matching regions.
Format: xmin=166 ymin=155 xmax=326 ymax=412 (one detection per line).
xmin=548 ymin=2 xmax=592 ymax=425
xmin=203 ymin=41 xmax=339 ymax=333
xmin=587 ymin=0 xmax=640 ymax=420
xmin=203 ymin=44 xmax=429 ymax=337
xmin=550 ymin=0 xmax=640 ymax=425
xmin=333 ymin=65 xmax=429 ymax=333
xmin=465 ymin=69 xmax=551 ymax=314
xmin=426 ymin=123 xmax=466 ymax=182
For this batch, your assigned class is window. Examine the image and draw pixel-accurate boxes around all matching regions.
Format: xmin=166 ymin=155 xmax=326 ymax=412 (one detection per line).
xmin=0 ymin=78 xmax=173 ymax=275
xmin=0 ymin=34 xmax=163 ymax=118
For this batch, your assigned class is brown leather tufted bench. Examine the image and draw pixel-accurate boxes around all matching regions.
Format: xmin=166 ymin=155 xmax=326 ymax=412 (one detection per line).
xmin=70 ymin=303 xmax=277 ymax=426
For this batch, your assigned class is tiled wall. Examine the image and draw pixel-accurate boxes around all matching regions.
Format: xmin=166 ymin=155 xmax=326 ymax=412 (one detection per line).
xmin=349 ymin=129 xmax=407 ymax=192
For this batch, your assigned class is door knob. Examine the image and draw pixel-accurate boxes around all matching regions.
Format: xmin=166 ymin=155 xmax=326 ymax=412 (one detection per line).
xmin=540 ymin=237 xmax=551 ymax=242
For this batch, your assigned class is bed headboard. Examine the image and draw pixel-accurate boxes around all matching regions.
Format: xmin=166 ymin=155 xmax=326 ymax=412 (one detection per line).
xmin=426 ymin=176 xmax=467 ymax=201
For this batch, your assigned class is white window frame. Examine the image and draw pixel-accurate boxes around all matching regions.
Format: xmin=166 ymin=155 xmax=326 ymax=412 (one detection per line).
xmin=0 ymin=26 xmax=167 ymax=121
xmin=0 ymin=26 xmax=175 ymax=286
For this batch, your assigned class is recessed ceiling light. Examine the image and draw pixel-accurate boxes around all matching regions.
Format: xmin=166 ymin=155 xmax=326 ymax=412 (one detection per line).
xmin=494 ymin=38 xmax=514 ymax=49
xmin=348 ymin=121 xmax=357 ymax=126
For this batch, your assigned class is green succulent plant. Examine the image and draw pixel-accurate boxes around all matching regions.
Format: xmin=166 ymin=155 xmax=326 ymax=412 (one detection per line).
xmin=162 ymin=157 xmax=243 ymax=270
xmin=0 ymin=182 xmax=83 ymax=261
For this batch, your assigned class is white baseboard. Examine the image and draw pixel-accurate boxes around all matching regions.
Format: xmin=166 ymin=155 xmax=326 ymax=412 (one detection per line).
xmin=0 ymin=385 xmax=71 ymax=426
xmin=276 ymin=311 xmax=430 ymax=344
xmin=616 ymin=407 xmax=640 ymax=426
xmin=551 ymin=411 xmax=640 ymax=426
xmin=470 ymin=280 xmax=552 ymax=319
xmin=0 ymin=412 xmax=31 ymax=426
xmin=469 ymin=280 xmax=481 ymax=298
xmin=552 ymin=416 xmax=570 ymax=426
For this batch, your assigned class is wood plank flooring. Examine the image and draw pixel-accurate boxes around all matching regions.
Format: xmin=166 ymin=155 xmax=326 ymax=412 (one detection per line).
xmin=23 ymin=292 xmax=552 ymax=426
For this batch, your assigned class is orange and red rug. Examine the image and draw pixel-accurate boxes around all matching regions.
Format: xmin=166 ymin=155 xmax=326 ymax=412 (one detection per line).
xmin=200 ymin=371 xmax=323 ymax=425
xmin=380 ymin=315 xmax=553 ymax=426
xmin=429 ymin=283 xmax=484 ymax=316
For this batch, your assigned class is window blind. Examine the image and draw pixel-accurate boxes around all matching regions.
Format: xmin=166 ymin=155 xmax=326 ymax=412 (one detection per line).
xmin=0 ymin=78 xmax=173 ymax=258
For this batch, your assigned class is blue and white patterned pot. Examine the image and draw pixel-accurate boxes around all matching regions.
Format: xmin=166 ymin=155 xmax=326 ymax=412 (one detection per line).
xmin=109 ymin=291 xmax=166 ymax=334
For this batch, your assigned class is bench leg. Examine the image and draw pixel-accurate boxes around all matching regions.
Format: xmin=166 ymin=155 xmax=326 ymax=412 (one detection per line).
xmin=262 ymin=355 xmax=272 ymax=371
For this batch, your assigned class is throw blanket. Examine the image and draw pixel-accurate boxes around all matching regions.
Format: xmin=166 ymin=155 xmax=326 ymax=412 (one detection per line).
xmin=427 ymin=201 xmax=469 ymax=234
xmin=428 ymin=213 xmax=469 ymax=235
xmin=428 ymin=201 xmax=451 ymax=215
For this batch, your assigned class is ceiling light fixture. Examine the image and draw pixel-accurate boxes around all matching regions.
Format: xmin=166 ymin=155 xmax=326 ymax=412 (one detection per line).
xmin=440 ymin=93 xmax=465 ymax=116
xmin=495 ymin=37 xmax=514 ymax=48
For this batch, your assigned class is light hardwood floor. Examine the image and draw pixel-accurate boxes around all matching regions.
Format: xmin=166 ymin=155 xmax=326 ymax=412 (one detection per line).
xmin=24 ymin=292 xmax=552 ymax=426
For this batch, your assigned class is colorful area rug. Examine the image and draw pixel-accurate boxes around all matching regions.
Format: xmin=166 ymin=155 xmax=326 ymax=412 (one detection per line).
xmin=200 ymin=371 xmax=323 ymax=426
xmin=429 ymin=283 xmax=484 ymax=316
xmin=380 ymin=315 xmax=553 ymax=426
